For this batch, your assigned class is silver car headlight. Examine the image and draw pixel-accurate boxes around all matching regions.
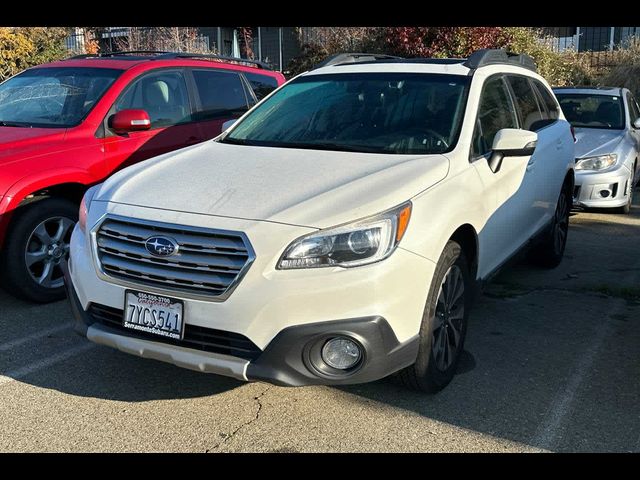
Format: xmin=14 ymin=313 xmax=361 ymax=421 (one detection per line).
xmin=575 ymin=154 xmax=617 ymax=171
xmin=277 ymin=202 xmax=412 ymax=270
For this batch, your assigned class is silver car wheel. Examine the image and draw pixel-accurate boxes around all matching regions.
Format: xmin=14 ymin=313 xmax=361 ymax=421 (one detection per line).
xmin=24 ymin=216 xmax=74 ymax=289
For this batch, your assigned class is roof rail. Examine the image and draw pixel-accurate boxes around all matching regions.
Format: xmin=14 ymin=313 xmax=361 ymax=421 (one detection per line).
xmin=154 ymin=52 xmax=271 ymax=70
xmin=314 ymin=52 xmax=403 ymax=69
xmin=463 ymin=49 xmax=537 ymax=72
xmin=68 ymin=50 xmax=171 ymax=59
xmin=66 ymin=51 xmax=271 ymax=70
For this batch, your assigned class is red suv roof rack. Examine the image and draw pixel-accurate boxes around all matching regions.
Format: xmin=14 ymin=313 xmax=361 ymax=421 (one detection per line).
xmin=67 ymin=51 xmax=271 ymax=70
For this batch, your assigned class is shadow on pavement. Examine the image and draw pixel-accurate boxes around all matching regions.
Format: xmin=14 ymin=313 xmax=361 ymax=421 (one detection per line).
xmin=0 ymin=290 xmax=241 ymax=402
xmin=337 ymin=196 xmax=640 ymax=452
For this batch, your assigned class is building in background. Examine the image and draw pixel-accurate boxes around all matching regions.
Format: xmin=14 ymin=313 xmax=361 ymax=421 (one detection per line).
xmin=65 ymin=27 xmax=303 ymax=73
xmin=543 ymin=27 xmax=640 ymax=52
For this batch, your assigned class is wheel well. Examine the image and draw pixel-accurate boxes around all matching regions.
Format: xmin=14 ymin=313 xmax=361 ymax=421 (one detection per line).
xmin=18 ymin=183 xmax=87 ymax=207
xmin=450 ymin=224 xmax=478 ymax=278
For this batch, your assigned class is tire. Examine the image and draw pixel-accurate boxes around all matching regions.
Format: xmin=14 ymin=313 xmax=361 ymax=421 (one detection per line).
xmin=398 ymin=240 xmax=471 ymax=393
xmin=0 ymin=198 xmax=78 ymax=303
xmin=530 ymin=183 xmax=571 ymax=269
xmin=616 ymin=167 xmax=634 ymax=214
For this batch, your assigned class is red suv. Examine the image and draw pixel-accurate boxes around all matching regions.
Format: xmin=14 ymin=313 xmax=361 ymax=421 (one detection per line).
xmin=0 ymin=51 xmax=285 ymax=303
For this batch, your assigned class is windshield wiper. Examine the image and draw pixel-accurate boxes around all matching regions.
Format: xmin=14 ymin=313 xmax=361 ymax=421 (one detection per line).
xmin=221 ymin=137 xmax=383 ymax=153
xmin=0 ymin=120 xmax=32 ymax=128
xmin=220 ymin=136 xmax=250 ymax=145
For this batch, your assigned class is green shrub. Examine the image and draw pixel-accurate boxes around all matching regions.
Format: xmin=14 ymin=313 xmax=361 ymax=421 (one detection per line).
xmin=286 ymin=43 xmax=330 ymax=77
xmin=600 ymin=37 xmax=640 ymax=97
xmin=503 ymin=27 xmax=599 ymax=87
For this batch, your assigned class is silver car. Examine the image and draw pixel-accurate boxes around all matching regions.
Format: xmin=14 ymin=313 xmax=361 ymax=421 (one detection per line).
xmin=553 ymin=86 xmax=640 ymax=214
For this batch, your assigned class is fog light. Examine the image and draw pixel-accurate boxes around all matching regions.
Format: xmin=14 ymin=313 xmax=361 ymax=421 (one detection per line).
xmin=600 ymin=190 xmax=611 ymax=198
xmin=321 ymin=337 xmax=362 ymax=370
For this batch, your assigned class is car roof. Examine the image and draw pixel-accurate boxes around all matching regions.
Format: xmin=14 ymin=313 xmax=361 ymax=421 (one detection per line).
xmin=553 ymin=86 xmax=624 ymax=96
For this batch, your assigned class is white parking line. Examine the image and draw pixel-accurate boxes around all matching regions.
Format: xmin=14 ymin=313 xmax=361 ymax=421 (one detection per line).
xmin=0 ymin=342 xmax=96 ymax=386
xmin=0 ymin=323 xmax=74 ymax=352
xmin=531 ymin=304 xmax=615 ymax=450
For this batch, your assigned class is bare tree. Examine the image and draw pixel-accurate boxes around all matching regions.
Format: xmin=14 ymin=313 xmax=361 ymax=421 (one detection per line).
xmin=296 ymin=27 xmax=382 ymax=53
xmin=239 ymin=27 xmax=254 ymax=59
xmin=117 ymin=27 xmax=214 ymax=53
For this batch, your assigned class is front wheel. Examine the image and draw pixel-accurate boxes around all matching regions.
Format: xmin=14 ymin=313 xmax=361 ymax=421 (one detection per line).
xmin=0 ymin=198 xmax=78 ymax=303
xmin=398 ymin=240 xmax=471 ymax=393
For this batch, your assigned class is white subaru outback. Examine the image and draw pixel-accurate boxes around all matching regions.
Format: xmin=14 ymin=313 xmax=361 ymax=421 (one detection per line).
xmin=64 ymin=49 xmax=575 ymax=393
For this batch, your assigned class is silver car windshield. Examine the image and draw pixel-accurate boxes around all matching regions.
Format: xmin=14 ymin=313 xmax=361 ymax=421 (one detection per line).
xmin=556 ymin=93 xmax=625 ymax=130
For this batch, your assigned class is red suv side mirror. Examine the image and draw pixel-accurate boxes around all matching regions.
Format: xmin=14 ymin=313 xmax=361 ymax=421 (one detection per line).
xmin=110 ymin=109 xmax=151 ymax=133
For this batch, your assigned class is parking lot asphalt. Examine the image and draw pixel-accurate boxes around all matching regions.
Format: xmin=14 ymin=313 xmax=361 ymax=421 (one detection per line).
xmin=1 ymin=194 xmax=639 ymax=452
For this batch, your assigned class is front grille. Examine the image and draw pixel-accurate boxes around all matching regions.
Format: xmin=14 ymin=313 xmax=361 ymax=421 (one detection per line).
xmin=88 ymin=303 xmax=262 ymax=360
xmin=95 ymin=217 xmax=253 ymax=299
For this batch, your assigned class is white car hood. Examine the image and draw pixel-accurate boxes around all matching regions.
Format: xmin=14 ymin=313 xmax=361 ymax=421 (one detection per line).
xmin=96 ymin=140 xmax=449 ymax=229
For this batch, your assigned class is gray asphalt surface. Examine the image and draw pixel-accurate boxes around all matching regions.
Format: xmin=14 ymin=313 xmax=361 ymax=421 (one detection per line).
xmin=1 ymin=194 xmax=639 ymax=452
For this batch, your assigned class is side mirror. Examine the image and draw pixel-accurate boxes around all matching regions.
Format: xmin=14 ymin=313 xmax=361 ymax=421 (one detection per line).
xmin=633 ymin=117 xmax=640 ymax=129
xmin=109 ymin=109 xmax=151 ymax=134
xmin=488 ymin=128 xmax=538 ymax=173
xmin=222 ymin=119 xmax=237 ymax=131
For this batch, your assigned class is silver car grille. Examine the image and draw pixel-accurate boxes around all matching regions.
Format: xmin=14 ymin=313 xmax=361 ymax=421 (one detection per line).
xmin=94 ymin=216 xmax=254 ymax=300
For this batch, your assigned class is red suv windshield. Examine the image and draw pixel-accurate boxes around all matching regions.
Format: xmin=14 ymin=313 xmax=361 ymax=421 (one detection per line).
xmin=0 ymin=67 xmax=123 ymax=128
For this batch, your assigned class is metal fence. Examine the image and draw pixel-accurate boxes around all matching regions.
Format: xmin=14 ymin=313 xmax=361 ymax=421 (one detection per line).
xmin=542 ymin=27 xmax=640 ymax=71
xmin=63 ymin=27 xmax=300 ymax=72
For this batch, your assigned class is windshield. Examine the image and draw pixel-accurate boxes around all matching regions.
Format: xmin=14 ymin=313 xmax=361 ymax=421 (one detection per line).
xmin=0 ymin=67 xmax=123 ymax=128
xmin=222 ymin=73 xmax=470 ymax=154
xmin=555 ymin=93 xmax=625 ymax=130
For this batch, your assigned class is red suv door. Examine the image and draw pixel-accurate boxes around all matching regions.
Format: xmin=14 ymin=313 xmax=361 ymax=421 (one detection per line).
xmin=101 ymin=68 xmax=202 ymax=173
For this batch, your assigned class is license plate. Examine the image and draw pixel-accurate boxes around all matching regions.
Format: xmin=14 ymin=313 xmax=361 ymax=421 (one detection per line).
xmin=123 ymin=290 xmax=184 ymax=340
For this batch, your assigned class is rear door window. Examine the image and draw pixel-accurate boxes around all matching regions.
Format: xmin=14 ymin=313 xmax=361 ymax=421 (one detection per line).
xmin=507 ymin=75 xmax=545 ymax=131
xmin=192 ymin=70 xmax=250 ymax=121
xmin=244 ymin=72 xmax=279 ymax=101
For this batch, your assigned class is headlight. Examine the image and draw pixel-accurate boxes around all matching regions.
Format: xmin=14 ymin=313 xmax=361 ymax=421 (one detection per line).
xmin=278 ymin=202 xmax=412 ymax=270
xmin=575 ymin=154 xmax=617 ymax=171
xmin=78 ymin=185 xmax=100 ymax=233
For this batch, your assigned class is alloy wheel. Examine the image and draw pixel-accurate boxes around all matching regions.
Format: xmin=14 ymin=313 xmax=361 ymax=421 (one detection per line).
xmin=553 ymin=190 xmax=569 ymax=255
xmin=24 ymin=216 xmax=75 ymax=289
xmin=431 ymin=264 xmax=465 ymax=372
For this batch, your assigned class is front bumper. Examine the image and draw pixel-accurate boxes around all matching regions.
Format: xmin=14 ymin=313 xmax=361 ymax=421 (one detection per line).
xmin=63 ymin=260 xmax=419 ymax=386
xmin=573 ymin=164 xmax=632 ymax=208
xmin=64 ymin=202 xmax=432 ymax=386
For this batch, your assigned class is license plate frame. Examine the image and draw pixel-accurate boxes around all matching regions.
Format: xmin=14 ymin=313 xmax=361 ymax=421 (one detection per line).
xmin=123 ymin=289 xmax=185 ymax=340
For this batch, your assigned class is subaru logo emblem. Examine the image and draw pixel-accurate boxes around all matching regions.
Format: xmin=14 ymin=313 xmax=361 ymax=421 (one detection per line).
xmin=145 ymin=236 xmax=179 ymax=257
